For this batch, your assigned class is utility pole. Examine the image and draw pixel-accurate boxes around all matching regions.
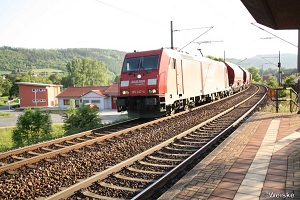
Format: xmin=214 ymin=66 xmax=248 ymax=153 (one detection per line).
xmin=278 ymin=51 xmax=281 ymax=86
xmin=171 ymin=21 xmax=174 ymax=49
xmin=276 ymin=51 xmax=281 ymax=113
xmin=252 ymin=22 xmax=299 ymax=113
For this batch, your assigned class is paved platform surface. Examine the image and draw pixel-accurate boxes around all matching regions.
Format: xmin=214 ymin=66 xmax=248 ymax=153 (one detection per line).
xmin=159 ymin=112 xmax=300 ymax=200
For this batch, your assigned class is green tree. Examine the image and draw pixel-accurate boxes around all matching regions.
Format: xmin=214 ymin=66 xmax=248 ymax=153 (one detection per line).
xmin=63 ymin=105 xmax=101 ymax=135
xmin=8 ymin=73 xmax=31 ymax=98
xmin=263 ymin=68 xmax=277 ymax=77
xmin=9 ymin=79 xmax=21 ymax=98
xmin=283 ymin=68 xmax=297 ymax=75
xmin=248 ymin=66 xmax=262 ymax=83
xmin=12 ymin=108 xmax=52 ymax=147
xmin=264 ymin=74 xmax=278 ymax=88
xmin=66 ymin=57 xmax=109 ymax=87
xmin=1 ymin=80 xmax=12 ymax=96
xmin=283 ymin=74 xmax=296 ymax=87
xmin=49 ymin=73 xmax=63 ymax=85
xmin=61 ymin=76 xmax=73 ymax=88
xmin=0 ymin=78 xmax=4 ymax=96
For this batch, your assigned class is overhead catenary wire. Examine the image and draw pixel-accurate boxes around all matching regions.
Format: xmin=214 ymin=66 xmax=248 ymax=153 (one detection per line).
xmin=94 ymin=0 xmax=129 ymax=13
xmin=174 ymin=26 xmax=214 ymax=32
xmin=251 ymin=22 xmax=298 ymax=48
xmin=179 ymin=26 xmax=214 ymax=51
xmin=195 ymin=40 xmax=223 ymax=44
xmin=261 ymin=57 xmax=278 ymax=67
xmin=194 ymin=40 xmax=223 ymax=57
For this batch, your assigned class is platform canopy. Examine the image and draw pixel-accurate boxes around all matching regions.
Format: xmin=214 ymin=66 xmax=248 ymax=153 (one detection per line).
xmin=241 ymin=0 xmax=300 ymax=30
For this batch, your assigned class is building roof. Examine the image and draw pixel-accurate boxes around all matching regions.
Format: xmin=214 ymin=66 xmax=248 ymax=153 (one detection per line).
xmin=83 ymin=90 xmax=106 ymax=98
xmin=241 ymin=0 xmax=300 ymax=30
xmin=103 ymin=83 xmax=119 ymax=96
xmin=56 ymin=84 xmax=119 ymax=98
xmin=90 ymin=90 xmax=104 ymax=96
xmin=16 ymin=82 xmax=63 ymax=87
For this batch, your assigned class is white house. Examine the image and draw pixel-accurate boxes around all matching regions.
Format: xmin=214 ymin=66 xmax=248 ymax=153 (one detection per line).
xmin=56 ymin=84 xmax=118 ymax=110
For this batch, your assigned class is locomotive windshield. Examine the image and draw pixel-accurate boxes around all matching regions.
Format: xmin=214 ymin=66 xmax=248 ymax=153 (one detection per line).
xmin=122 ymin=55 xmax=160 ymax=72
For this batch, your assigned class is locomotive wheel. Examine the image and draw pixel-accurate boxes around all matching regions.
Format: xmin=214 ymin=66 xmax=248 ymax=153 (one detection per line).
xmin=184 ymin=104 xmax=189 ymax=111
xmin=166 ymin=106 xmax=175 ymax=116
xmin=171 ymin=109 xmax=175 ymax=115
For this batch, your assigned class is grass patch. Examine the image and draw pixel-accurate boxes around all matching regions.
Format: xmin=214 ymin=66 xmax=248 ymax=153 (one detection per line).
xmin=0 ymin=127 xmax=14 ymax=152
xmin=0 ymin=112 xmax=14 ymax=118
xmin=262 ymin=88 xmax=298 ymax=113
xmin=262 ymin=100 xmax=298 ymax=113
xmin=48 ymin=124 xmax=65 ymax=139
xmin=0 ymin=124 xmax=65 ymax=152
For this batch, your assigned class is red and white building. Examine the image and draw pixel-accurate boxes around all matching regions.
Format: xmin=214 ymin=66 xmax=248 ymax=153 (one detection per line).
xmin=16 ymin=82 xmax=62 ymax=108
xmin=56 ymin=83 xmax=118 ymax=110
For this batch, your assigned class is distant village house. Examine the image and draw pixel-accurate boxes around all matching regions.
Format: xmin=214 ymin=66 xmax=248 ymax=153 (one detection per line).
xmin=56 ymin=83 xmax=119 ymax=110
xmin=16 ymin=82 xmax=62 ymax=108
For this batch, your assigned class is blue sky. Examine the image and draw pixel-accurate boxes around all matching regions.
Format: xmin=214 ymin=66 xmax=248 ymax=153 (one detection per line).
xmin=0 ymin=0 xmax=298 ymax=59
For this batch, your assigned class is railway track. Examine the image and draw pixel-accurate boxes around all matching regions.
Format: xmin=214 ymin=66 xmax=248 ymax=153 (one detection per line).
xmin=0 ymin=85 xmax=266 ymax=199
xmin=0 ymin=118 xmax=152 ymax=173
xmin=51 ymin=84 xmax=266 ymax=200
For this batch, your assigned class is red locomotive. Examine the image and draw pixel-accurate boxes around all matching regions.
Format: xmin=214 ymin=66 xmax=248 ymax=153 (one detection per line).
xmin=116 ymin=48 xmax=251 ymax=118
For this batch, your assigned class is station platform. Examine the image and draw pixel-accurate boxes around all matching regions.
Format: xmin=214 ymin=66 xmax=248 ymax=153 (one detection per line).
xmin=159 ymin=112 xmax=300 ymax=200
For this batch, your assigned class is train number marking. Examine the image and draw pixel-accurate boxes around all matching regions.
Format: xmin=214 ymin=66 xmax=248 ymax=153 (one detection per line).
xmin=132 ymin=90 xmax=145 ymax=94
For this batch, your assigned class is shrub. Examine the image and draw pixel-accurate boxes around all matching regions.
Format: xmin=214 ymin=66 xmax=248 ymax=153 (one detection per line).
xmin=12 ymin=108 xmax=52 ymax=147
xmin=63 ymin=105 xmax=101 ymax=135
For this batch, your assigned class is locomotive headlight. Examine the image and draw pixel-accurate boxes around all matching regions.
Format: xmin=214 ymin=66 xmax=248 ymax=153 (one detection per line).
xmin=122 ymin=90 xmax=129 ymax=95
xmin=148 ymin=89 xmax=157 ymax=94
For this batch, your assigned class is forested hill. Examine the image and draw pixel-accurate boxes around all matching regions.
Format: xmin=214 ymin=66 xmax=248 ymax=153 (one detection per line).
xmin=0 ymin=46 xmax=127 ymax=75
xmin=1 ymin=46 xmax=297 ymax=76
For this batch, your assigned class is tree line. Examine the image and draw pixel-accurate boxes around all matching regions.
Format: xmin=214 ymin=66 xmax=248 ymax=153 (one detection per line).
xmin=0 ymin=46 xmax=126 ymax=75
xmin=0 ymin=57 xmax=114 ymax=98
xmin=248 ymin=66 xmax=296 ymax=88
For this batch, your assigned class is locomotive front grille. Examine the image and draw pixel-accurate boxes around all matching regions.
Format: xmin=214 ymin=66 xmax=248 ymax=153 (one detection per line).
xmin=145 ymin=98 xmax=157 ymax=106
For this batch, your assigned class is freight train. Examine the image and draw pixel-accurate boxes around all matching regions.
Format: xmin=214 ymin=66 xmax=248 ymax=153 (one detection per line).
xmin=116 ymin=48 xmax=252 ymax=118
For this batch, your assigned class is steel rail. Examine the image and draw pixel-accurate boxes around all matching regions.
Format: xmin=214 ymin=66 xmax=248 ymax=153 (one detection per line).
xmin=1 ymin=84 xmax=248 ymax=160
xmin=1 ymin=87 xmax=251 ymax=174
xmin=0 ymin=118 xmax=164 ymax=174
xmin=0 ymin=118 xmax=138 ymax=159
xmin=132 ymin=85 xmax=266 ymax=199
xmin=45 ymin=85 xmax=264 ymax=200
